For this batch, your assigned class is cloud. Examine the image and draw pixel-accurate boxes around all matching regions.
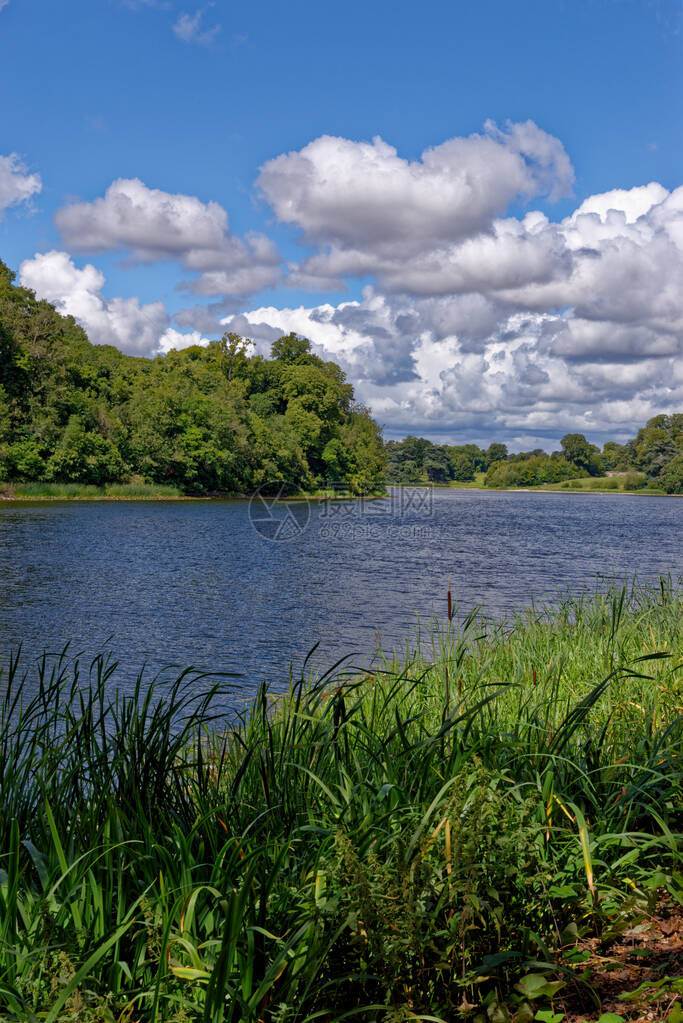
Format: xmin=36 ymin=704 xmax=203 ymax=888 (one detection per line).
xmin=157 ymin=326 xmax=211 ymax=353
xmin=224 ymin=269 xmax=682 ymax=445
xmin=257 ymin=120 xmax=574 ymax=282
xmin=570 ymin=182 xmax=668 ymax=224
xmin=18 ymin=251 xmax=208 ymax=357
xmin=257 ymin=135 xmax=683 ymax=443
xmin=36 ymin=121 xmax=683 ymax=445
xmin=0 ymin=153 xmax=41 ymax=216
xmin=173 ymin=300 xmax=237 ymax=334
xmin=172 ymin=7 xmax=221 ymax=46
xmin=56 ymin=178 xmax=281 ymax=298
xmin=255 ymin=127 xmax=683 ymax=376
xmin=0 ymin=1 xmax=10 ymax=11
xmin=494 ymin=186 xmax=683 ymax=338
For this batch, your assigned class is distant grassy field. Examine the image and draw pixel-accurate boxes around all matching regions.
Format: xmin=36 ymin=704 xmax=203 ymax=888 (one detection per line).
xmin=538 ymin=472 xmax=664 ymax=494
xmin=442 ymin=471 xmax=488 ymax=488
xmin=414 ymin=471 xmax=673 ymax=494
xmin=0 ymin=581 xmax=680 ymax=1021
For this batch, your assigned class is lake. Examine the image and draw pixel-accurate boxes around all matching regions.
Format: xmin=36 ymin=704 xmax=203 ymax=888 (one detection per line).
xmin=1 ymin=489 xmax=681 ymax=708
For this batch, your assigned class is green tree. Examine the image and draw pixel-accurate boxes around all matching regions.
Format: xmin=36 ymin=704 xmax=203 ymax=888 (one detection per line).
xmin=338 ymin=407 xmax=386 ymax=493
xmin=485 ymin=442 xmax=508 ymax=468
xmin=271 ymin=332 xmax=316 ymax=365
xmin=485 ymin=454 xmax=575 ymax=488
xmin=212 ymin=332 xmax=254 ymax=381
xmin=0 ymin=385 xmax=11 ymax=442
xmin=602 ymin=441 xmax=634 ymax=472
xmin=560 ymin=433 xmax=603 ymax=476
xmin=659 ymin=453 xmax=683 ymax=494
xmin=448 ymin=449 xmax=476 ymax=481
xmin=6 ymin=439 xmax=46 ymax=480
xmin=633 ymin=414 xmax=683 ymax=479
xmin=46 ymin=416 xmax=126 ymax=484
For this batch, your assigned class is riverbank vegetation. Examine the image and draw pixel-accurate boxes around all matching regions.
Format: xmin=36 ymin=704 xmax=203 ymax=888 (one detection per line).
xmin=387 ymin=417 xmax=683 ymax=493
xmin=0 ymin=480 xmax=185 ymax=500
xmin=0 ymin=581 xmax=680 ymax=1021
xmin=0 ymin=261 xmax=385 ymax=497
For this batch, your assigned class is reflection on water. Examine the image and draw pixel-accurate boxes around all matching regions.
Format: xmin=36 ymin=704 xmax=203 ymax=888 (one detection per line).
xmin=1 ymin=490 xmax=680 ymax=709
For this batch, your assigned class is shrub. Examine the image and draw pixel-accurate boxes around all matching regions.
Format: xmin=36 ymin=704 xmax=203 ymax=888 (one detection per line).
xmin=659 ymin=453 xmax=683 ymax=494
xmin=326 ymin=764 xmax=549 ymax=1012
xmin=6 ymin=439 xmax=47 ymax=480
xmin=486 ymin=455 xmax=576 ymax=488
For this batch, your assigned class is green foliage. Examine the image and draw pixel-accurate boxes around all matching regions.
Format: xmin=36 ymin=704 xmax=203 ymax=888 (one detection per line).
xmin=659 ymin=453 xmax=683 ymax=494
xmin=328 ymin=763 xmax=549 ymax=1010
xmin=271 ymin=331 xmax=317 ymax=365
xmin=45 ymin=415 xmax=127 ymax=484
xmin=386 ymin=437 xmax=489 ymax=484
xmin=485 ymin=454 xmax=576 ymax=488
xmin=0 ymin=581 xmax=680 ymax=1020
xmin=622 ymin=471 xmax=647 ymax=490
xmin=486 ymin=442 xmax=508 ymax=464
xmin=560 ymin=433 xmax=603 ymax=477
xmin=601 ymin=441 xmax=634 ymax=472
xmin=385 ymin=418 xmax=683 ymax=492
xmin=0 ymin=260 xmax=385 ymax=495
xmin=632 ymin=413 xmax=683 ymax=478
xmin=5 ymin=439 xmax=46 ymax=479
xmin=2 ymin=479 xmax=183 ymax=499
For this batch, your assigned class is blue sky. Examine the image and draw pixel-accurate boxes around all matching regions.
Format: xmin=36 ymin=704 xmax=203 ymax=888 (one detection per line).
xmin=1 ymin=0 xmax=682 ymax=446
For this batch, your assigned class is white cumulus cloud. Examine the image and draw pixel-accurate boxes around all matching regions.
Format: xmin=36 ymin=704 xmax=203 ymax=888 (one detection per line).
xmin=0 ymin=153 xmax=41 ymax=216
xmin=257 ymin=120 xmax=574 ymax=280
xmin=224 ymin=264 xmax=682 ymax=445
xmin=56 ymin=178 xmax=281 ymax=297
xmin=18 ymin=251 xmax=208 ymax=357
xmin=31 ymin=121 xmax=683 ymax=444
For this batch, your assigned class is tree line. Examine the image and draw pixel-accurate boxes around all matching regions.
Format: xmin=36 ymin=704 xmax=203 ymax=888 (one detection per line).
xmin=386 ymin=418 xmax=683 ymax=493
xmin=2 ymin=257 xmax=681 ymax=496
xmin=0 ymin=260 xmax=385 ymax=495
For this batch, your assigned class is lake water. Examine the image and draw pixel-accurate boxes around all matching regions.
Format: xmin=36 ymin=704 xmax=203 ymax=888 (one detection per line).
xmin=1 ymin=490 xmax=681 ymax=708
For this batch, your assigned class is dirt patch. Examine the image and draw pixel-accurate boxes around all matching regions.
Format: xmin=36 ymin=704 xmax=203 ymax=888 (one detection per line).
xmin=558 ymin=902 xmax=682 ymax=1022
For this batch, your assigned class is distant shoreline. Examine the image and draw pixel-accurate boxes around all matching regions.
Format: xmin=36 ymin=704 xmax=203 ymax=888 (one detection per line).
xmin=389 ymin=480 xmax=679 ymax=497
xmin=1 ymin=486 xmax=680 ymax=502
xmin=0 ymin=487 xmax=387 ymax=504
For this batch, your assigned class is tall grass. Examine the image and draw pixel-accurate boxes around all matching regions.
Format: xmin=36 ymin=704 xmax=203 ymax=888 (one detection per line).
xmin=0 ymin=582 xmax=680 ymax=1021
xmin=1 ymin=481 xmax=184 ymax=500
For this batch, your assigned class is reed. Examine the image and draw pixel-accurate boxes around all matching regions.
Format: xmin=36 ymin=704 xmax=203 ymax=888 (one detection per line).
xmin=0 ymin=581 xmax=680 ymax=1021
xmin=2 ymin=481 xmax=184 ymax=500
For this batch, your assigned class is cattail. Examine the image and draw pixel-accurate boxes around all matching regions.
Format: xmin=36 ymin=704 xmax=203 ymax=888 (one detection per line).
xmin=447 ymin=581 xmax=453 ymax=622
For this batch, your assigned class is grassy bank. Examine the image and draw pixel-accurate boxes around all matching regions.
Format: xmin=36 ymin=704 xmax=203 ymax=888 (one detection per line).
xmin=0 ymin=582 xmax=681 ymax=1022
xmin=537 ymin=474 xmax=665 ymax=495
xmin=0 ymin=481 xmax=186 ymax=501
xmin=423 ymin=473 xmax=672 ymax=495
xmin=0 ymin=482 xmax=386 ymax=503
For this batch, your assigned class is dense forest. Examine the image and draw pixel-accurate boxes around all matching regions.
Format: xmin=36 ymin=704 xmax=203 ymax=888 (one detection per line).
xmin=387 ymin=416 xmax=683 ymax=493
xmin=0 ymin=260 xmax=385 ymax=495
